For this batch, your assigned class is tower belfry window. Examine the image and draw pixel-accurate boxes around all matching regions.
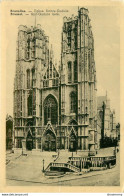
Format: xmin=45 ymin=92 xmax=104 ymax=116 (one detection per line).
xmin=50 ymin=61 xmax=52 ymax=78
xmin=27 ymin=91 xmax=32 ymax=116
xmin=70 ymin=92 xmax=76 ymax=113
xmin=74 ymin=27 xmax=77 ymax=49
xmin=32 ymin=69 xmax=35 ymax=87
xmin=27 ymin=40 xmax=30 ymax=59
xmin=74 ymin=61 xmax=77 ymax=82
xmin=31 ymin=39 xmax=36 ymax=59
xmin=68 ymin=62 xmax=72 ymax=83
xmin=27 ymin=69 xmax=30 ymax=89
xmin=67 ymin=30 xmax=71 ymax=48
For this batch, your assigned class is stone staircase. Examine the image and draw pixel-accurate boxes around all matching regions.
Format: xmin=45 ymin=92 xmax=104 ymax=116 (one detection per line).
xmin=45 ymin=162 xmax=80 ymax=173
xmin=44 ymin=150 xmax=80 ymax=173
xmin=55 ymin=151 xmax=72 ymax=163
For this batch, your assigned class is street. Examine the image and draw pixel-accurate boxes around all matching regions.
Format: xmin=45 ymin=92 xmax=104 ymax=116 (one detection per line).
xmin=6 ymin=150 xmax=120 ymax=186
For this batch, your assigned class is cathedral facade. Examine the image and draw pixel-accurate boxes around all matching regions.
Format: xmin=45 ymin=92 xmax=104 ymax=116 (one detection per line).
xmin=13 ymin=7 xmax=97 ymax=153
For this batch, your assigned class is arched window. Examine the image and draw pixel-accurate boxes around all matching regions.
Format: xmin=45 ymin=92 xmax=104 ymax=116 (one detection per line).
xmin=27 ymin=91 xmax=32 ymax=116
xmin=74 ymin=61 xmax=77 ymax=82
xmin=44 ymin=95 xmax=58 ymax=125
xmin=67 ymin=30 xmax=71 ymax=48
xmin=68 ymin=61 xmax=72 ymax=83
xmin=26 ymin=39 xmax=30 ymax=59
xmin=27 ymin=69 xmax=30 ymax=89
xmin=32 ymin=69 xmax=35 ymax=87
xmin=70 ymin=92 xmax=76 ymax=113
xmin=31 ymin=39 xmax=36 ymax=59
xmin=50 ymin=61 xmax=52 ymax=78
xmin=74 ymin=27 xmax=77 ymax=49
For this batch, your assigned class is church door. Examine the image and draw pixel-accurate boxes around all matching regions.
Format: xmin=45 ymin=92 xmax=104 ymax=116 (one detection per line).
xmin=69 ymin=132 xmax=77 ymax=152
xmin=42 ymin=129 xmax=56 ymax=151
xmin=26 ymin=131 xmax=33 ymax=150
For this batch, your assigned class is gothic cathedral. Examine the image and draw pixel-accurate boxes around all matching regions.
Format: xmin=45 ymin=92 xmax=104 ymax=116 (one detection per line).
xmin=13 ymin=7 xmax=97 ymax=153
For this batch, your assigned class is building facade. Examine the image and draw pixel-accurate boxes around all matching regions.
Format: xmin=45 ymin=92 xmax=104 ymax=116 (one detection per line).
xmin=6 ymin=115 xmax=13 ymax=150
xmin=13 ymin=7 xmax=97 ymax=153
xmin=110 ymin=110 xmax=116 ymax=138
xmin=116 ymin=123 xmax=120 ymax=141
xmin=97 ymin=94 xmax=116 ymax=148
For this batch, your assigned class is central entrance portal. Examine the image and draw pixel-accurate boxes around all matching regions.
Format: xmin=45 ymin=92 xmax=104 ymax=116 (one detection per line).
xmin=26 ymin=131 xmax=33 ymax=150
xmin=42 ymin=129 xmax=56 ymax=151
xmin=69 ymin=132 xmax=77 ymax=152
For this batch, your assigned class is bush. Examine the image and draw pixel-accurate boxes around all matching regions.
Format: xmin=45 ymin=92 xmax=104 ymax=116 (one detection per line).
xmin=100 ymin=137 xmax=118 ymax=148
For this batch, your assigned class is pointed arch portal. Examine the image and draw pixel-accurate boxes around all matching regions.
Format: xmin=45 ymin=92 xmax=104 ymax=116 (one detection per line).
xmin=42 ymin=129 xmax=56 ymax=151
xmin=69 ymin=129 xmax=77 ymax=152
xmin=26 ymin=129 xmax=33 ymax=151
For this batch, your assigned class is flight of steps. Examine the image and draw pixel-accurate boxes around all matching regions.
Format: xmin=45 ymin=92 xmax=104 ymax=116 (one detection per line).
xmin=45 ymin=151 xmax=80 ymax=173
xmin=55 ymin=151 xmax=72 ymax=163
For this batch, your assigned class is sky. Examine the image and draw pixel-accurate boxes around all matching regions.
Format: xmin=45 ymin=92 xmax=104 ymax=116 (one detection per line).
xmin=5 ymin=6 xmax=120 ymax=122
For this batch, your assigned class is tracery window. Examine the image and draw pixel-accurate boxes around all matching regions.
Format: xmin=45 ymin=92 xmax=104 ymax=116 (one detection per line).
xmin=50 ymin=61 xmax=52 ymax=78
xmin=70 ymin=92 xmax=76 ymax=113
xmin=26 ymin=39 xmax=30 ymax=59
xmin=68 ymin=62 xmax=72 ymax=83
xmin=32 ymin=69 xmax=35 ymax=87
xmin=74 ymin=27 xmax=77 ymax=49
xmin=44 ymin=95 xmax=58 ymax=125
xmin=32 ymin=90 xmax=36 ymax=116
xmin=67 ymin=30 xmax=71 ymax=48
xmin=27 ymin=91 xmax=32 ymax=116
xmin=27 ymin=69 xmax=30 ymax=89
xmin=31 ymin=39 xmax=36 ymax=59
xmin=74 ymin=61 xmax=77 ymax=82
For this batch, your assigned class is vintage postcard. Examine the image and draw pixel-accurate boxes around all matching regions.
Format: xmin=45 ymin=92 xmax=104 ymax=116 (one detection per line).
xmin=0 ymin=0 xmax=124 ymax=193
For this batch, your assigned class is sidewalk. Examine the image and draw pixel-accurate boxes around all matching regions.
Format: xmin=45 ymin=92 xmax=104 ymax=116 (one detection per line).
xmin=6 ymin=150 xmax=12 ymax=155
xmin=7 ymin=163 xmax=118 ymax=185
xmin=6 ymin=152 xmax=119 ymax=185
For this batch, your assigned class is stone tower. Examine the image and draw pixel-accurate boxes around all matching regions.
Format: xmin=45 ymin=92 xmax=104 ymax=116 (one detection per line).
xmin=61 ymin=7 xmax=97 ymax=152
xmin=13 ymin=7 xmax=97 ymax=153
xmin=13 ymin=24 xmax=49 ymax=149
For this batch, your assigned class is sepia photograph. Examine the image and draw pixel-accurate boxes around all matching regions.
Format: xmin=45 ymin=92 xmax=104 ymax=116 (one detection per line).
xmin=1 ymin=1 xmax=122 ymax=191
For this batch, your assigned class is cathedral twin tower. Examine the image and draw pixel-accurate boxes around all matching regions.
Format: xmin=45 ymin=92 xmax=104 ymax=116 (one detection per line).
xmin=14 ymin=7 xmax=97 ymax=154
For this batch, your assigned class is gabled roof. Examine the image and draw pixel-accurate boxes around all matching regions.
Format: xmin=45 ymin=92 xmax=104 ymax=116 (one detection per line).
xmin=6 ymin=115 xmax=13 ymax=122
xmin=43 ymin=61 xmax=59 ymax=80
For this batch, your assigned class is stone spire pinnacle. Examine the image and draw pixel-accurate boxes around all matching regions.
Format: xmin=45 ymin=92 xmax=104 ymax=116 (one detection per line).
xmin=50 ymin=44 xmax=54 ymax=61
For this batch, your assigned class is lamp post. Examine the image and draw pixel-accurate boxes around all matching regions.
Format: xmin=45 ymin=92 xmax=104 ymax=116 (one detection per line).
xmin=22 ymin=146 xmax=23 ymax=155
xmin=42 ymin=159 xmax=45 ymax=172
xmin=22 ymin=140 xmax=24 ymax=155
xmin=58 ymin=149 xmax=60 ymax=157
xmin=80 ymin=158 xmax=82 ymax=172
xmin=88 ymin=144 xmax=90 ymax=157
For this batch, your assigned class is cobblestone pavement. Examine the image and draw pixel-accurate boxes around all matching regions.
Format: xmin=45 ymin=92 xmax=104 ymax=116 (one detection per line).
xmin=6 ymin=148 xmax=120 ymax=186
